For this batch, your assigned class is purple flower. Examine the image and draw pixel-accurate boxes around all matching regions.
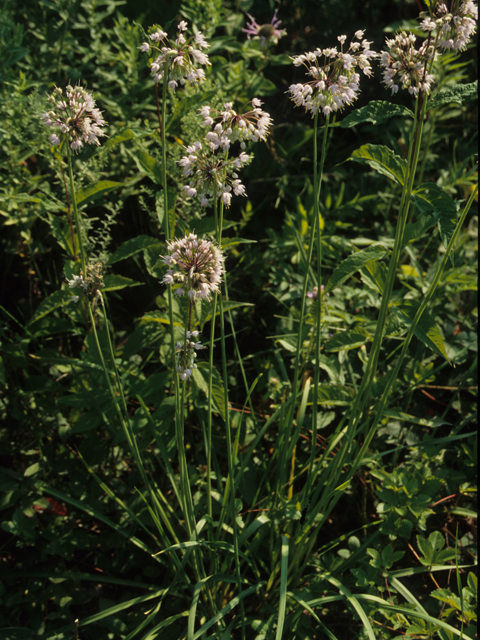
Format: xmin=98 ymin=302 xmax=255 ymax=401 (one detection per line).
xmin=242 ymin=9 xmax=286 ymax=46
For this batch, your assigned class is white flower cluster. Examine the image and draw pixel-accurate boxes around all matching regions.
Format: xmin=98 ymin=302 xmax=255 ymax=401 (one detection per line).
xmin=161 ymin=233 xmax=224 ymax=300
xmin=199 ymin=98 xmax=273 ymax=149
xmin=288 ymin=31 xmax=377 ymax=117
xmin=380 ymin=33 xmax=436 ymax=96
xmin=179 ymin=141 xmax=251 ymax=207
xmin=41 ymin=85 xmax=107 ymax=152
xmin=175 ymin=331 xmax=204 ymax=381
xmin=420 ymin=1 xmax=477 ymax=51
xmin=139 ymin=20 xmax=210 ymax=90
xmin=66 ymin=262 xmax=105 ymax=300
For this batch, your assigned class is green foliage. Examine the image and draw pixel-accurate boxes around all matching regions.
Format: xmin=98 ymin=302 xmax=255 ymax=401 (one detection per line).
xmin=0 ymin=0 xmax=477 ymax=638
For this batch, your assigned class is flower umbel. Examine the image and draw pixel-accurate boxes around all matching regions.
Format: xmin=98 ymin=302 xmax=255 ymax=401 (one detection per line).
xmin=161 ymin=234 xmax=224 ymax=300
xmin=199 ymin=98 xmax=273 ymax=150
xmin=179 ymin=141 xmax=251 ymax=207
xmin=67 ymin=262 xmax=105 ymax=300
xmin=380 ymin=32 xmax=436 ymax=96
xmin=41 ymin=85 xmax=107 ymax=152
xmin=242 ymin=9 xmax=286 ymax=46
xmin=175 ymin=331 xmax=204 ymax=381
xmin=288 ymin=31 xmax=377 ymax=117
xmin=420 ymin=1 xmax=477 ymax=51
xmin=139 ymin=21 xmax=211 ymax=89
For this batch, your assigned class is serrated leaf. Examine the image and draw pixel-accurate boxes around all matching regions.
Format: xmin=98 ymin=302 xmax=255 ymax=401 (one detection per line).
xmin=103 ymin=275 xmax=142 ymax=292
xmin=29 ymin=289 xmax=72 ymax=324
xmin=362 ymin=258 xmax=388 ymax=294
xmin=192 ymin=361 xmax=226 ymax=421
xmin=412 ymin=183 xmax=458 ymax=250
xmin=107 ymin=235 xmax=158 ymax=265
xmin=392 ymin=302 xmax=450 ymax=362
xmin=324 ymin=245 xmax=387 ymax=294
xmin=349 ymin=144 xmax=407 ymax=185
xmin=315 ymin=384 xmax=354 ymax=405
xmin=341 ymin=101 xmax=414 ymax=127
xmin=103 ymin=127 xmax=150 ymax=149
xmin=76 ymin=180 xmax=123 ymax=206
xmin=427 ymin=81 xmax=477 ymax=111
xmin=324 ymin=327 xmax=371 ymax=352
xmin=402 ymin=213 xmax=436 ymax=247
xmin=127 ymin=149 xmax=162 ymax=183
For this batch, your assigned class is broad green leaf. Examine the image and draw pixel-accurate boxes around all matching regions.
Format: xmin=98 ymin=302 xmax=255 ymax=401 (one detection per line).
xmin=190 ymin=217 xmax=237 ymax=237
xmin=103 ymin=127 xmax=150 ymax=149
xmin=324 ymin=245 xmax=387 ymax=294
xmin=192 ymin=361 xmax=226 ymax=421
xmin=412 ymin=183 xmax=458 ymax=249
xmin=324 ymin=327 xmax=371 ymax=352
xmin=362 ymin=258 xmax=388 ymax=294
xmin=427 ymin=81 xmax=477 ymax=111
xmin=392 ymin=302 xmax=450 ymax=362
xmin=402 ymin=213 xmax=436 ymax=247
xmin=29 ymin=289 xmax=72 ymax=324
xmin=107 ymin=235 xmax=158 ymax=265
xmin=315 ymin=384 xmax=355 ymax=405
xmin=76 ymin=180 xmax=123 ymax=206
xmin=349 ymin=144 xmax=407 ymax=185
xmin=103 ymin=274 xmax=143 ymax=292
xmin=341 ymin=101 xmax=414 ymax=128
xmin=127 ymin=149 xmax=162 ymax=183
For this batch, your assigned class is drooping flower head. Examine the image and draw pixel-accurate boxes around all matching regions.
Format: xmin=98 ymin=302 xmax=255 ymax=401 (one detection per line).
xmin=139 ymin=21 xmax=211 ymax=90
xmin=179 ymin=141 xmax=251 ymax=207
xmin=66 ymin=262 xmax=105 ymax=300
xmin=242 ymin=9 xmax=287 ymax=46
xmin=420 ymin=0 xmax=477 ymax=51
xmin=175 ymin=331 xmax=204 ymax=381
xmin=380 ymin=32 xmax=437 ymax=96
xmin=161 ymin=233 xmax=224 ymax=300
xmin=199 ymin=98 xmax=273 ymax=149
xmin=41 ymin=85 xmax=107 ymax=152
xmin=288 ymin=31 xmax=377 ymax=117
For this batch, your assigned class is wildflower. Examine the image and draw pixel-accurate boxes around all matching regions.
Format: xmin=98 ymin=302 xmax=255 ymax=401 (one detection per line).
xmin=199 ymin=98 xmax=273 ymax=149
xmin=420 ymin=1 xmax=477 ymax=51
xmin=242 ymin=9 xmax=287 ymax=46
xmin=66 ymin=262 xmax=105 ymax=299
xmin=161 ymin=233 xmax=224 ymax=300
xmin=175 ymin=330 xmax=204 ymax=381
xmin=307 ymin=285 xmax=325 ymax=301
xmin=139 ymin=20 xmax=211 ymax=89
xmin=288 ymin=31 xmax=377 ymax=117
xmin=380 ymin=32 xmax=436 ymax=96
xmin=41 ymin=85 xmax=107 ymax=152
xmin=179 ymin=141 xmax=251 ymax=207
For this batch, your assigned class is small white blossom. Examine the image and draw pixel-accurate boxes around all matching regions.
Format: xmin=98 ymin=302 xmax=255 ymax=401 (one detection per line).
xmin=380 ymin=32 xmax=436 ymax=96
xmin=161 ymin=233 xmax=224 ymax=301
xmin=288 ymin=31 xmax=376 ymax=117
xmin=41 ymin=85 xmax=107 ymax=152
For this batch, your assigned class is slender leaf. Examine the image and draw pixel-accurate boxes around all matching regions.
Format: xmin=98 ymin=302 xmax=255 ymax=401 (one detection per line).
xmin=76 ymin=180 xmax=123 ymax=206
xmin=324 ymin=245 xmax=387 ymax=294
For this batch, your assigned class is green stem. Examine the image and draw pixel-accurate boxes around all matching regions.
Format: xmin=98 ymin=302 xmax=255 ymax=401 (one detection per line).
xmin=306 ymin=114 xmax=330 ymax=498
xmin=66 ymin=146 xmax=86 ymax=276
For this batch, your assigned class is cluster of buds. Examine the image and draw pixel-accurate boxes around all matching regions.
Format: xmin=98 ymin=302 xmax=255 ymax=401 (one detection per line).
xmin=242 ymin=9 xmax=287 ymax=46
xmin=139 ymin=20 xmax=210 ymax=90
xmin=199 ymin=98 xmax=273 ymax=150
xmin=380 ymin=32 xmax=436 ymax=96
xmin=288 ymin=31 xmax=377 ymax=117
xmin=420 ymin=1 xmax=477 ymax=51
xmin=41 ymin=85 xmax=107 ymax=152
xmin=67 ymin=262 xmax=105 ymax=301
xmin=179 ymin=141 xmax=251 ymax=207
xmin=175 ymin=331 xmax=204 ymax=381
xmin=161 ymin=233 xmax=224 ymax=300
